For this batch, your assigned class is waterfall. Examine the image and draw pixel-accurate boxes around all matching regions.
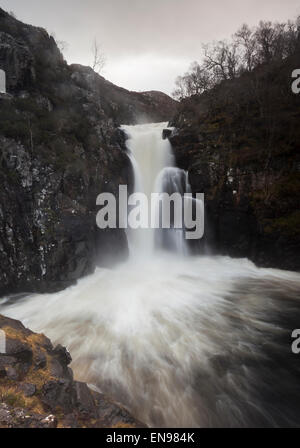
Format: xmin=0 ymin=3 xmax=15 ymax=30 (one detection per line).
xmin=155 ymin=167 xmax=191 ymax=255
xmin=1 ymin=124 xmax=300 ymax=428
xmin=121 ymin=122 xmax=191 ymax=256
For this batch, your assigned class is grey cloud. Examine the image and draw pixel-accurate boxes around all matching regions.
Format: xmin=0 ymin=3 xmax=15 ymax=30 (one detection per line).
xmin=1 ymin=0 xmax=300 ymax=93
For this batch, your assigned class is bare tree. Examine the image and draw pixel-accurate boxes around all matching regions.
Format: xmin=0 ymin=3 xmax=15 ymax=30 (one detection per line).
xmin=203 ymin=41 xmax=228 ymax=81
xmin=188 ymin=62 xmax=213 ymax=94
xmin=92 ymin=39 xmax=106 ymax=74
xmin=172 ymin=63 xmax=213 ymax=99
xmin=172 ymin=75 xmax=186 ymax=100
xmin=284 ymin=19 xmax=300 ymax=55
xmin=226 ymin=43 xmax=240 ymax=79
xmin=203 ymin=40 xmax=240 ymax=81
xmin=235 ymin=24 xmax=257 ymax=71
xmin=172 ymin=17 xmax=300 ymax=100
xmin=255 ymin=21 xmax=277 ymax=63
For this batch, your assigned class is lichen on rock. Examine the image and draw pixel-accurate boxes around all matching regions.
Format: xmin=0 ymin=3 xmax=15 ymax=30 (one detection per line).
xmin=0 ymin=314 xmax=145 ymax=428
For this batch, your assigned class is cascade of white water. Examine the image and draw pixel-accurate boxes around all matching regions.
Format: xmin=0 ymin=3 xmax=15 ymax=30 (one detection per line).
xmin=121 ymin=122 xmax=191 ymax=256
xmin=154 ymin=166 xmax=191 ymax=254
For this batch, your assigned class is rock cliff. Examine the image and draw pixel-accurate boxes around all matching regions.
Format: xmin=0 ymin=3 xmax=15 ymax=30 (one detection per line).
xmin=170 ymin=50 xmax=300 ymax=271
xmin=0 ymin=8 xmax=177 ymax=295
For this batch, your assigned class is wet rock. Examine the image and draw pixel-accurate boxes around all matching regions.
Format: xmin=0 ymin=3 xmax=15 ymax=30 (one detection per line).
xmin=61 ymin=413 xmax=78 ymax=428
xmin=19 ymin=383 xmax=36 ymax=397
xmin=6 ymin=366 xmax=19 ymax=381
xmin=0 ymin=314 xmax=145 ymax=428
xmin=74 ymin=381 xmax=97 ymax=417
xmin=0 ymin=356 xmax=16 ymax=368
xmin=40 ymin=414 xmax=57 ymax=429
xmin=41 ymin=379 xmax=76 ymax=413
xmin=5 ymin=338 xmax=32 ymax=363
xmin=53 ymin=344 xmax=72 ymax=366
xmin=95 ymin=392 xmax=145 ymax=428
xmin=162 ymin=129 xmax=172 ymax=140
xmin=34 ymin=349 xmax=47 ymax=369
xmin=47 ymin=356 xmax=61 ymax=376
xmin=49 ymin=345 xmax=72 ymax=380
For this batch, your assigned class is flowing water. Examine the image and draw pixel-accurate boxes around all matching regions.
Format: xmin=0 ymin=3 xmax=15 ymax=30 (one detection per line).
xmin=121 ymin=122 xmax=191 ymax=256
xmin=1 ymin=123 xmax=300 ymax=427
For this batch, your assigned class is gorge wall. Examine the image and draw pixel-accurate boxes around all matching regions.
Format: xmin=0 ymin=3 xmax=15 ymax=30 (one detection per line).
xmin=170 ymin=48 xmax=300 ymax=271
xmin=0 ymin=8 xmax=177 ymax=296
xmin=1 ymin=5 xmax=299 ymax=300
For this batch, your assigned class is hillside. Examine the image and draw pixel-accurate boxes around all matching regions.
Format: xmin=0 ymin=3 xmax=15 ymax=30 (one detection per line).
xmin=170 ymin=48 xmax=300 ymax=270
xmin=0 ymin=8 xmax=177 ymax=295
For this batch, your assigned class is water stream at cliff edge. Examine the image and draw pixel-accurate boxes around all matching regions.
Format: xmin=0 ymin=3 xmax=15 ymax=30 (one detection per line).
xmin=1 ymin=123 xmax=300 ymax=428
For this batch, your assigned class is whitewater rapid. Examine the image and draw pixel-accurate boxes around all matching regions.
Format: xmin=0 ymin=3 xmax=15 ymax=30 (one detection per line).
xmin=1 ymin=123 xmax=300 ymax=427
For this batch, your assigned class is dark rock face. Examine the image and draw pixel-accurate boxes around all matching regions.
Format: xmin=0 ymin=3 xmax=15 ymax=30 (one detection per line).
xmin=139 ymin=91 xmax=178 ymax=123
xmin=69 ymin=66 xmax=178 ymax=125
xmin=162 ymin=129 xmax=172 ymax=140
xmin=170 ymin=51 xmax=300 ymax=271
xmin=19 ymin=382 xmax=36 ymax=397
xmin=0 ymin=31 xmax=35 ymax=91
xmin=0 ymin=8 xmax=177 ymax=295
xmin=0 ymin=314 xmax=145 ymax=428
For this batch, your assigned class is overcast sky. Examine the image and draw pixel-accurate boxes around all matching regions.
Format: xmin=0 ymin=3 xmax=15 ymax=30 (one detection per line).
xmin=1 ymin=0 xmax=299 ymax=94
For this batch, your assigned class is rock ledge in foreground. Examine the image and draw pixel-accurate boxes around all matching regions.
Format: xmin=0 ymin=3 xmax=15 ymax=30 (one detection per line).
xmin=0 ymin=314 xmax=145 ymax=428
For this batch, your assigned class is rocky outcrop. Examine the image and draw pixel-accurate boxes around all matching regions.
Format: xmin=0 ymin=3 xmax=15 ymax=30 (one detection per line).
xmin=140 ymin=91 xmax=178 ymax=123
xmin=0 ymin=314 xmax=145 ymax=428
xmin=0 ymin=8 xmax=177 ymax=295
xmin=68 ymin=66 xmax=178 ymax=125
xmin=170 ymin=50 xmax=300 ymax=271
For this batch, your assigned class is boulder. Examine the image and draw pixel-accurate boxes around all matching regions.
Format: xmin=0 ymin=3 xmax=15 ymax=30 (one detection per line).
xmin=162 ymin=129 xmax=172 ymax=140
xmin=0 ymin=314 xmax=145 ymax=428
